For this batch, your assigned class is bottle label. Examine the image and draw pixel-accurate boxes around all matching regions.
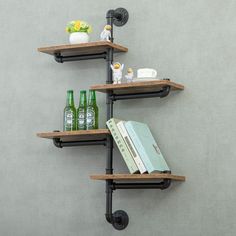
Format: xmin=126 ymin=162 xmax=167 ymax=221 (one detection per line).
xmin=86 ymin=108 xmax=95 ymax=128
xmin=78 ymin=108 xmax=86 ymax=129
xmin=65 ymin=111 xmax=75 ymax=128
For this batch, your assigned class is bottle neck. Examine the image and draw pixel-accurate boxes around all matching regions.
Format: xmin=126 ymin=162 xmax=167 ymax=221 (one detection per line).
xmin=66 ymin=91 xmax=75 ymax=107
xmin=79 ymin=91 xmax=87 ymax=107
xmin=88 ymin=90 xmax=96 ymax=106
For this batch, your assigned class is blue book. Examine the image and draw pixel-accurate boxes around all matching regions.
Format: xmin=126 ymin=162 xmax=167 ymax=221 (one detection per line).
xmin=124 ymin=121 xmax=170 ymax=173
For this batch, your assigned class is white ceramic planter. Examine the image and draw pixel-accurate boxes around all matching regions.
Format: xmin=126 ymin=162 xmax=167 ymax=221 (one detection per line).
xmin=69 ymin=32 xmax=89 ymax=44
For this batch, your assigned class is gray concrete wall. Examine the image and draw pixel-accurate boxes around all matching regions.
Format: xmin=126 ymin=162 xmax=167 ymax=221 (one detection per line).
xmin=0 ymin=0 xmax=236 ymax=235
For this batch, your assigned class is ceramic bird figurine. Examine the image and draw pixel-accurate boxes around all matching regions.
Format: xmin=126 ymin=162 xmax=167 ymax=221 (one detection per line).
xmin=125 ymin=68 xmax=134 ymax=83
xmin=100 ymin=25 xmax=112 ymax=41
xmin=110 ymin=62 xmax=124 ymax=84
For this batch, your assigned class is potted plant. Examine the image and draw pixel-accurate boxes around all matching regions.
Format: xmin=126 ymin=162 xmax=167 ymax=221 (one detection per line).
xmin=66 ymin=20 xmax=92 ymax=44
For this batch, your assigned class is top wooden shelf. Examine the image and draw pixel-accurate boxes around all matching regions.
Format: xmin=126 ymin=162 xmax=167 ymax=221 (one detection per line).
xmin=38 ymin=41 xmax=128 ymax=56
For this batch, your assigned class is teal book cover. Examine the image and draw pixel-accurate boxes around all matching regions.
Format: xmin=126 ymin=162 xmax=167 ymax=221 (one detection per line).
xmin=124 ymin=121 xmax=170 ymax=173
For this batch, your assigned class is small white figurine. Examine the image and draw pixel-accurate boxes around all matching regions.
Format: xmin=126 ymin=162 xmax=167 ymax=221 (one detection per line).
xmin=125 ymin=68 xmax=134 ymax=83
xmin=100 ymin=25 xmax=112 ymax=41
xmin=110 ymin=62 xmax=124 ymax=84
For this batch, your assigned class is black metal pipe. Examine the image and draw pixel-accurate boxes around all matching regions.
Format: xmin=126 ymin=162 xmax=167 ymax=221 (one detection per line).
xmin=160 ymin=179 xmax=172 ymax=189
xmin=53 ymin=138 xmax=107 ymax=148
xmin=106 ymin=11 xmax=114 ymax=42
xmin=109 ymin=86 xmax=171 ymax=101
xmin=61 ymin=140 xmax=107 ymax=147
xmin=54 ymin=52 xmax=107 ymax=63
xmin=53 ymin=138 xmax=62 ymax=148
xmin=112 ymin=180 xmax=172 ymax=190
xmin=106 ymin=9 xmax=122 ymax=22
xmin=105 ymin=136 xmax=113 ymax=223
xmin=105 ymin=12 xmax=114 ymax=224
xmin=160 ymin=86 xmax=171 ymax=97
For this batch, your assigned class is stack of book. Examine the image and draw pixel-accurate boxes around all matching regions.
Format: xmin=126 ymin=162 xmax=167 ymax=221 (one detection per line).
xmin=106 ymin=118 xmax=170 ymax=174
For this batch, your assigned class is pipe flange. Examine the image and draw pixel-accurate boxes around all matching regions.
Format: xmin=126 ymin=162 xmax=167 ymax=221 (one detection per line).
xmin=113 ymin=8 xmax=129 ymax=27
xmin=112 ymin=210 xmax=129 ymax=230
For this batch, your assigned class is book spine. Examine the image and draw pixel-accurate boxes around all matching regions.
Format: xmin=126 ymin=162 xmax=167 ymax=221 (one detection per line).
xmin=106 ymin=119 xmax=139 ymax=174
xmin=117 ymin=121 xmax=147 ymax=174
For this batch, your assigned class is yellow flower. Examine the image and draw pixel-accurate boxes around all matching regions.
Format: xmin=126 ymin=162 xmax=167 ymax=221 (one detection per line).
xmin=74 ymin=21 xmax=81 ymax=31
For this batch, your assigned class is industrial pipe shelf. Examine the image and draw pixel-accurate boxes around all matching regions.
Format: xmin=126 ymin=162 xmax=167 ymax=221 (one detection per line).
xmin=37 ymin=7 xmax=185 ymax=231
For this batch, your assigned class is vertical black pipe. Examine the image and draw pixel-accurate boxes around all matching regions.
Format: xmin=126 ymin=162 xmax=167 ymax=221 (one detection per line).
xmin=105 ymin=11 xmax=114 ymax=223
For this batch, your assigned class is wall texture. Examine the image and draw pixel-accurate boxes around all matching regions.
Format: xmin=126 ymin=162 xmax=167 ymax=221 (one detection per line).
xmin=0 ymin=0 xmax=236 ymax=235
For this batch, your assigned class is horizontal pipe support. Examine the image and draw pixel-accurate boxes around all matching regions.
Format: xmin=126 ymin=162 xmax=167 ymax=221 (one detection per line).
xmin=109 ymin=86 xmax=171 ymax=101
xmin=53 ymin=138 xmax=107 ymax=148
xmin=54 ymin=52 xmax=107 ymax=63
xmin=111 ymin=180 xmax=171 ymax=190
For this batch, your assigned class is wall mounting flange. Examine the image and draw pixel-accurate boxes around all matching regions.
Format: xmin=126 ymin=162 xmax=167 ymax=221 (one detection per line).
xmin=106 ymin=8 xmax=129 ymax=27
xmin=112 ymin=210 xmax=129 ymax=230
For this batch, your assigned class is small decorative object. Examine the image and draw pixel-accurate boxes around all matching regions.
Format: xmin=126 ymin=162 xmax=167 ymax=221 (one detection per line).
xmin=66 ymin=20 xmax=92 ymax=44
xmin=125 ymin=68 xmax=134 ymax=83
xmin=110 ymin=62 xmax=124 ymax=84
xmin=100 ymin=25 xmax=112 ymax=41
xmin=132 ymin=68 xmax=159 ymax=82
xmin=137 ymin=68 xmax=157 ymax=79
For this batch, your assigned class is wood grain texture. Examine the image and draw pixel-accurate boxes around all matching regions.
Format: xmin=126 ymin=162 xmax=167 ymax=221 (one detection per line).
xmin=38 ymin=41 xmax=128 ymax=56
xmin=90 ymin=173 xmax=186 ymax=181
xmin=90 ymin=80 xmax=184 ymax=94
xmin=37 ymin=129 xmax=110 ymax=142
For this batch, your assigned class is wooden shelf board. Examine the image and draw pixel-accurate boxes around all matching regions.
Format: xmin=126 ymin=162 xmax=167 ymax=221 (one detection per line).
xmin=37 ymin=129 xmax=110 ymax=142
xmin=38 ymin=41 xmax=128 ymax=56
xmin=90 ymin=80 xmax=184 ymax=95
xmin=90 ymin=173 xmax=186 ymax=181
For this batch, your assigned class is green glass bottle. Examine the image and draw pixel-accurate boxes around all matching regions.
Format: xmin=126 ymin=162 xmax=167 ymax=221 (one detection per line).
xmin=86 ymin=90 xmax=98 ymax=130
xmin=77 ymin=90 xmax=87 ymax=130
xmin=63 ymin=90 xmax=76 ymax=131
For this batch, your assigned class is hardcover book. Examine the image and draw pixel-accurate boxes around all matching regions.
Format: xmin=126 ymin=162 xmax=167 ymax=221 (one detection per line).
xmin=117 ymin=121 xmax=147 ymax=174
xmin=124 ymin=121 xmax=170 ymax=173
xmin=106 ymin=118 xmax=139 ymax=174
